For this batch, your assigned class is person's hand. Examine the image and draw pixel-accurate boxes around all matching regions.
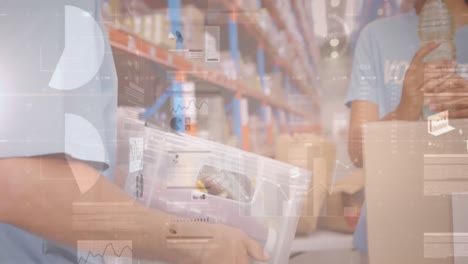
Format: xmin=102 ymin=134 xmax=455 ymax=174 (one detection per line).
xmin=0 ymin=159 xmax=13 ymax=224
xmin=203 ymin=224 xmax=270 ymax=264
xmin=424 ymin=73 xmax=468 ymax=118
xmin=172 ymin=223 xmax=270 ymax=264
xmin=397 ymin=41 xmax=456 ymax=120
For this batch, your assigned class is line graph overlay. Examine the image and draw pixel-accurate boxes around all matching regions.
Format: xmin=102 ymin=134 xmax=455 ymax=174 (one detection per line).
xmin=330 ymin=160 xmax=357 ymax=194
xmin=295 ymin=159 xmax=357 ymax=196
xmin=285 ymin=159 xmax=359 ymax=218
xmin=77 ymin=240 xmax=133 ymax=264
xmin=171 ymin=100 xmax=209 ymax=115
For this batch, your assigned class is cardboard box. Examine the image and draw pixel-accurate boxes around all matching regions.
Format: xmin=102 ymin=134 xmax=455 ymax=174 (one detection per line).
xmin=363 ymin=120 xmax=468 ymax=264
xmin=318 ymin=169 xmax=364 ymax=233
xmin=109 ymin=0 xmax=122 ymax=25
xmin=240 ymin=60 xmax=260 ymax=91
xmin=133 ymin=13 xmax=168 ymax=46
xmin=181 ymin=5 xmax=205 ymax=52
xmin=249 ymin=115 xmax=266 ymax=153
xmin=267 ymin=73 xmax=285 ymax=103
xmin=275 ymin=134 xmax=336 ymax=235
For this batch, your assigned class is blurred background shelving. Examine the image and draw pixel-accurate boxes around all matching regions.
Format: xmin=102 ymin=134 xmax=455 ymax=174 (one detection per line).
xmin=104 ymin=0 xmax=322 ymax=157
xmin=101 ymin=0 xmax=416 ymax=262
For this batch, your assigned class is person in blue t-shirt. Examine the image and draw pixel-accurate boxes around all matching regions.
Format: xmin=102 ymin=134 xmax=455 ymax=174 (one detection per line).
xmin=0 ymin=1 xmax=269 ymax=263
xmin=346 ymin=0 xmax=468 ymax=263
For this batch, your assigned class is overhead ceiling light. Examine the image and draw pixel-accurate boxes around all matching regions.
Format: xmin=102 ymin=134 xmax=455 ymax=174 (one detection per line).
xmin=330 ymin=38 xmax=340 ymax=47
xmin=331 ymin=0 xmax=341 ymax=8
xmin=330 ymin=51 xmax=339 ymax=59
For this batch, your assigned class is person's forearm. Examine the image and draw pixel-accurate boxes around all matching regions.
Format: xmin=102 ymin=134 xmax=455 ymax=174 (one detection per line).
xmin=0 ymin=156 xmax=193 ymax=263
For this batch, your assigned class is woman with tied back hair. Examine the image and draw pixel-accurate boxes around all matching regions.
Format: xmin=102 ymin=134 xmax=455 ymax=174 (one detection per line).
xmin=346 ymin=0 xmax=468 ymax=263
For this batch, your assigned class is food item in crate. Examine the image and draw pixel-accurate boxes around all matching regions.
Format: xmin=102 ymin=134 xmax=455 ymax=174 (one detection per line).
xmin=198 ymin=165 xmax=254 ymax=202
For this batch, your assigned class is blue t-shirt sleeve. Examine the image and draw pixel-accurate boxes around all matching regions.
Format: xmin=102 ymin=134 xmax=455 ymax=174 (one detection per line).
xmin=345 ymin=24 xmax=380 ymax=255
xmin=0 ymin=0 xmax=116 ymax=176
xmin=345 ymin=25 xmax=380 ymax=107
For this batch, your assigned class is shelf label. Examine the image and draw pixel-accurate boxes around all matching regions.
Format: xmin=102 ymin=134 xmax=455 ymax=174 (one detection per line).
xmin=205 ymin=26 xmax=220 ymax=63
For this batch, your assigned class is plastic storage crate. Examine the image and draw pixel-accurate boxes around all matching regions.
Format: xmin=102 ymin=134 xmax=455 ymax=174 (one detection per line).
xmin=121 ymin=123 xmax=310 ymax=263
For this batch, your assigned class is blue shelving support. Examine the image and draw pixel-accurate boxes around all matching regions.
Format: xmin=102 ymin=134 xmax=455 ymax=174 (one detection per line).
xmin=141 ymin=89 xmax=173 ymax=121
xmin=284 ymin=75 xmax=291 ymax=96
xmin=229 ymin=12 xmax=243 ymax=146
xmin=272 ymin=66 xmax=282 ymax=132
xmin=168 ymin=0 xmax=183 ymax=50
xmin=273 ymin=108 xmax=282 ymax=132
xmin=229 ymin=15 xmax=240 ymax=70
xmin=141 ymin=1 xmax=183 ymax=123
xmin=224 ymin=99 xmax=235 ymax=114
xmin=171 ymin=79 xmax=185 ymax=133
xmin=168 ymin=0 xmax=185 ymax=133
xmin=233 ymin=97 xmax=242 ymax=143
xmin=272 ymin=65 xmax=280 ymax=74
xmin=257 ymin=47 xmax=266 ymax=93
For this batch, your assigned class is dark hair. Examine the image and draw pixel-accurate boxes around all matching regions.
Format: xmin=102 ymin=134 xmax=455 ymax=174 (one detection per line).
xmin=466 ymin=0 xmax=468 ymax=5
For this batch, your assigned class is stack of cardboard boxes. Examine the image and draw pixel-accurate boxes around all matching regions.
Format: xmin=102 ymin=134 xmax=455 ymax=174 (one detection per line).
xmin=275 ymin=134 xmax=365 ymax=235
xmin=318 ymin=169 xmax=364 ymax=233
xmin=180 ymin=5 xmax=205 ymax=58
xmin=275 ymin=134 xmax=336 ymax=235
xmin=265 ymin=73 xmax=285 ymax=104
xmin=249 ymin=116 xmax=268 ymax=155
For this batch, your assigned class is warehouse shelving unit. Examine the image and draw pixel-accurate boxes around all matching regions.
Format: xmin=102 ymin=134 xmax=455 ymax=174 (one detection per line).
xmin=290 ymin=0 xmax=322 ymax=71
xmin=109 ymin=28 xmax=303 ymax=112
xmin=262 ymin=0 xmax=318 ymax=89
xmin=107 ymin=0 xmax=321 ymax=156
xmin=223 ymin=0 xmax=316 ymax=97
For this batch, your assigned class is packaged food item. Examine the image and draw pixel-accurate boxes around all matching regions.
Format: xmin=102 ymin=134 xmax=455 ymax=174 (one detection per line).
xmin=122 ymin=125 xmax=311 ymax=263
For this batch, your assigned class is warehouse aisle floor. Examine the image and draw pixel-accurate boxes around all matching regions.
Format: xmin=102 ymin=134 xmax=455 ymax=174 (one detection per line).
xmin=289 ymin=249 xmax=363 ymax=264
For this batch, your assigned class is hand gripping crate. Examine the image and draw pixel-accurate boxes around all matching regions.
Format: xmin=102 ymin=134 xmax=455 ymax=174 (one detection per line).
xmin=124 ymin=126 xmax=311 ymax=264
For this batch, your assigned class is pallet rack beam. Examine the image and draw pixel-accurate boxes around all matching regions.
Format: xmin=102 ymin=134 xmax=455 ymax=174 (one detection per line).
xmin=262 ymin=0 xmax=315 ymax=92
xmin=221 ymin=0 xmax=315 ymax=99
xmin=107 ymin=0 xmax=322 ymax=138
xmin=229 ymin=11 xmax=248 ymax=150
xmin=167 ymin=0 xmax=187 ymax=133
xmin=108 ymin=27 xmax=312 ymax=118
